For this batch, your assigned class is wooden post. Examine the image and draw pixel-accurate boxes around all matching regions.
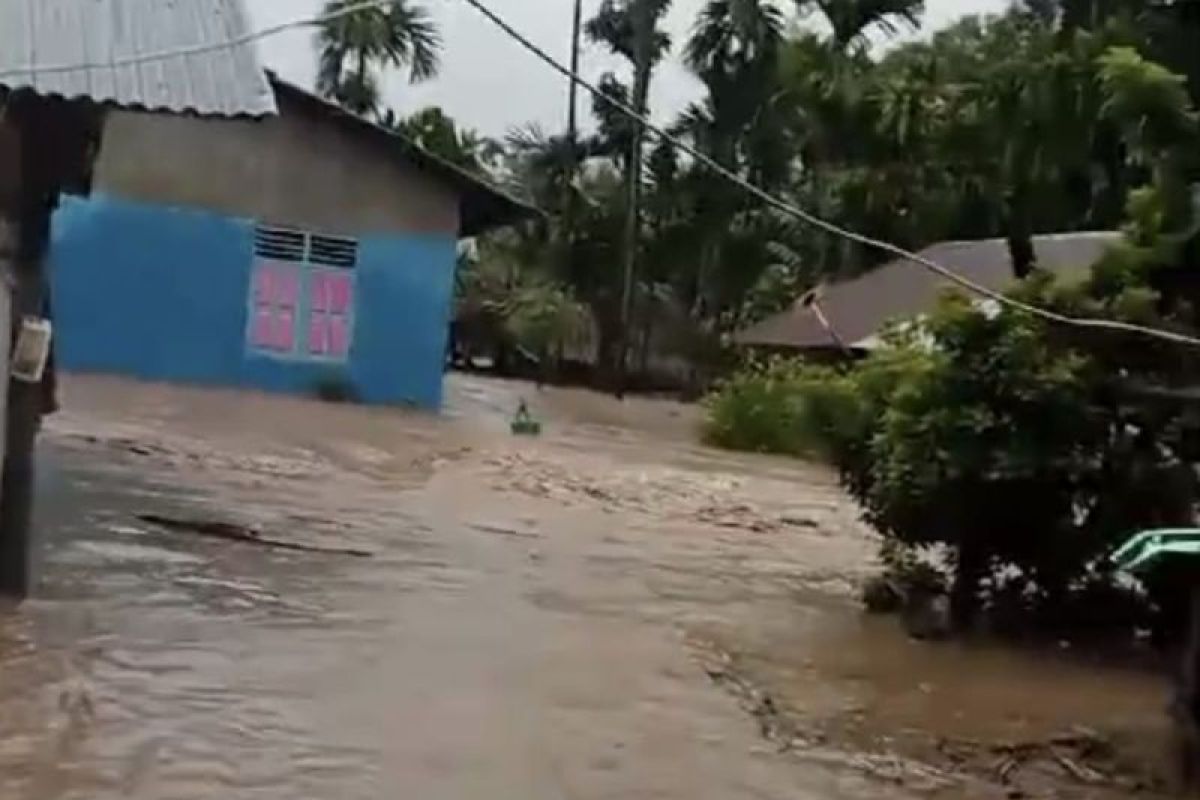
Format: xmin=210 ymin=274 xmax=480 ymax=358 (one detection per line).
xmin=0 ymin=100 xmax=57 ymax=598
xmin=0 ymin=112 xmax=26 ymax=597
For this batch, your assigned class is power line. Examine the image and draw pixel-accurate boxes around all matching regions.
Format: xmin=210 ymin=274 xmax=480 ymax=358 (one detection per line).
xmin=3 ymin=0 xmax=1199 ymax=349
xmin=454 ymin=0 xmax=1200 ymax=349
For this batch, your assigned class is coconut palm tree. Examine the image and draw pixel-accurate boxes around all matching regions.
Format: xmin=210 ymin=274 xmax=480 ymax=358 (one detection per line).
xmin=685 ymin=0 xmax=787 ymax=183
xmin=585 ymin=0 xmax=674 ymax=386
xmin=316 ymin=0 xmax=441 ymax=118
xmin=797 ymin=0 xmax=925 ymax=52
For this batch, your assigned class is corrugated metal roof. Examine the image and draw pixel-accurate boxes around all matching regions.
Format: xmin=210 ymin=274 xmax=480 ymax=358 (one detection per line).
xmin=736 ymin=232 xmax=1123 ymax=351
xmin=0 ymin=0 xmax=276 ymax=117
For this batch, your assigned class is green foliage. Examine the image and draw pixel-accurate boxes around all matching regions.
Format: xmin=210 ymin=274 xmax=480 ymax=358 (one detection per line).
xmin=317 ymin=0 xmax=440 ymax=118
xmin=383 ymin=107 xmax=500 ymax=175
xmin=797 ymin=0 xmax=925 ymax=52
xmin=1098 ymin=46 xmax=1197 ymax=161
xmin=702 ymin=358 xmax=855 ymax=456
xmin=862 ymin=299 xmax=1097 ymax=567
xmin=310 ymin=0 xmax=1200 ymax=410
xmin=455 ymin=235 xmax=594 ymax=375
xmin=504 ymin=283 xmax=591 ymax=358
xmin=710 ymin=204 xmax=1200 ymax=630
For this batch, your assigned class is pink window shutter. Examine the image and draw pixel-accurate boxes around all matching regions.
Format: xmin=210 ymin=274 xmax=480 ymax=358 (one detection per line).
xmin=251 ymin=308 xmax=275 ymax=349
xmin=329 ymin=274 xmax=352 ymax=314
xmin=254 ymin=265 xmax=275 ymax=304
xmin=274 ymin=308 xmax=296 ymax=351
xmin=329 ymin=315 xmax=349 ymax=357
xmin=277 ymin=268 xmax=300 ymax=308
xmin=309 ymin=314 xmax=330 ymax=355
xmin=311 ymin=273 xmax=330 ymax=313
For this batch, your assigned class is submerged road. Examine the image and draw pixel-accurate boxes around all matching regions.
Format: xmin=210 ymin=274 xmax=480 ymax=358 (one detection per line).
xmin=0 ymin=374 xmax=1166 ymax=799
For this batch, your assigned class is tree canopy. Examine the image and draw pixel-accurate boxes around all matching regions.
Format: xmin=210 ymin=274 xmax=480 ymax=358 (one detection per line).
xmin=316 ymin=0 xmax=441 ymax=119
xmin=313 ymin=0 xmax=1200 ymax=389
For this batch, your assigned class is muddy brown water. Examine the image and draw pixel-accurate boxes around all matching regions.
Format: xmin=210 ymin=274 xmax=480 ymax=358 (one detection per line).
xmin=0 ymin=374 xmax=1174 ymax=799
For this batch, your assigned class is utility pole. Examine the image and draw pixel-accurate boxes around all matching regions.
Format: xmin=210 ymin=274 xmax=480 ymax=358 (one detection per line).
xmin=560 ymin=0 xmax=584 ymax=257
xmin=566 ymin=0 xmax=584 ymax=147
xmin=551 ymin=0 xmax=585 ymax=389
xmin=616 ymin=0 xmax=653 ymax=398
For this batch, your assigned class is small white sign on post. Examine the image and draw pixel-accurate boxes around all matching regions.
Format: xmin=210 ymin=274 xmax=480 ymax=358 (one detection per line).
xmin=11 ymin=316 xmax=51 ymax=384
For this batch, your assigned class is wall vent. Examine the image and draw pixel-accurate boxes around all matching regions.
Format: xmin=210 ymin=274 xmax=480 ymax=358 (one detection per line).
xmin=309 ymin=234 xmax=359 ymax=269
xmin=254 ymin=226 xmax=306 ymax=262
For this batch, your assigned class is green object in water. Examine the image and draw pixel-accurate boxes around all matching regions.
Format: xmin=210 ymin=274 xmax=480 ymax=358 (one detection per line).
xmin=511 ymin=400 xmax=542 ymax=437
xmin=1112 ymin=529 xmax=1200 ymax=575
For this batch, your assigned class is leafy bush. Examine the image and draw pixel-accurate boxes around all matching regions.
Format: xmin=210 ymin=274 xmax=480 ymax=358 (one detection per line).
xmin=702 ymin=44 xmax=1200 ymax=637
xmin=702 ymin=358 xmax=839 ymax=457
xmin=504 ymin=283 xmax=591 ymax=360
xmin=708 ymin=286 xmax=1199 ymax=632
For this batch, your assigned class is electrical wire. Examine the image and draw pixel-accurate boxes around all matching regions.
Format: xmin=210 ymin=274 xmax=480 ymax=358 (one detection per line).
xmin=2 ymin=0 xmax=1199 ymax=347
xmin=454 ymin=0 xmax=1200 ymax=348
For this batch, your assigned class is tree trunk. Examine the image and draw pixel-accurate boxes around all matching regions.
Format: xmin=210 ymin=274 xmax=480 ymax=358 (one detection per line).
xmin=950 ymin=543 xmax=985 ymax=633
xmin=616 ymin=0 xmax=655 ymax=399
xmin=1006 ymin=183 xmax=1037 ymax=280
xmin=594 ymin=303 xmax=623 ymax=389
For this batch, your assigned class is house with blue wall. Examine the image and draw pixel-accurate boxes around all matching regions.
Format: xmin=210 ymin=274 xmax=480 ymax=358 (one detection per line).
xmin=50 ymin=77 xmax=531 ymax=410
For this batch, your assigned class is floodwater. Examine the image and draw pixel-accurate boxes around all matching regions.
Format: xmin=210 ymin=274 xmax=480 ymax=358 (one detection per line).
xmin=0 ymin=374 xmax=1176 ymax=799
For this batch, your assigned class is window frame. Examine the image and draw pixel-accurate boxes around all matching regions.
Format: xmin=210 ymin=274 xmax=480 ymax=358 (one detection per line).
xmin=247 ymin=226 xmax=359 ymax=363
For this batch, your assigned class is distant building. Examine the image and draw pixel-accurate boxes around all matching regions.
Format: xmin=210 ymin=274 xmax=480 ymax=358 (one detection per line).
xmin=735 ymin=232 xmax=1121 ymax=355
xmin=51 ymin=76 xmax=532 ymax=410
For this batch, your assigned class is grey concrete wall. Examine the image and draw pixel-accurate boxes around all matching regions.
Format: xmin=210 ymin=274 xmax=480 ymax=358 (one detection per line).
xmin=93 ymin=94 xmax=460 ymax=237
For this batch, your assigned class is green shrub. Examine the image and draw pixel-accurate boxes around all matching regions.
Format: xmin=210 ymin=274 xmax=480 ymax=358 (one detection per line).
xmin=702 ymin=358 xmax=842 ymax=457
xmin=709 ymin=290 xmax=1198 ymax=633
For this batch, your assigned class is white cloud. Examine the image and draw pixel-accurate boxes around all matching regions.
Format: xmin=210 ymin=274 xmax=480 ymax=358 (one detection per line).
xmin=247 ymin=0 xmax=1011 ymax=136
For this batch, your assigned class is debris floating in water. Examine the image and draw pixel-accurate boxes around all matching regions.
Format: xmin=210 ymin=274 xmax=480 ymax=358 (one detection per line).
xmin=511 ymin=399 xmax=542 ymax=437
xmin=137 ymin=514 xmax=373 ymax=558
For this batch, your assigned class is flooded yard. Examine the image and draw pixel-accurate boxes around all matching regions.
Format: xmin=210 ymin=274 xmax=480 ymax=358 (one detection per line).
xmin=0 ymin=374 xmax=1176 ymax=799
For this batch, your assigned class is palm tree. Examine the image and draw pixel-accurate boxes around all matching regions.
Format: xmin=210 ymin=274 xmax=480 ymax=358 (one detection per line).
xmin=686 ymin=0 xmax=785 ymax=76
xmin=316 ymin=0 xmax=441 ymax=118
xmin=685 ymin=0 xmax=787 ymax=181
xmin=586 ymin=0 xmax=674 ymax=388
xmin=797 ymin=0 xmax=925 ymax=52
xmin=384 ymin=107 xmax=500 ymax=175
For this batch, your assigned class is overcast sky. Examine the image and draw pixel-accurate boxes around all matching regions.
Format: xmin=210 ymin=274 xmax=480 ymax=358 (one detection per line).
xmin=246 ymin=0 xmax=1012 ymax=136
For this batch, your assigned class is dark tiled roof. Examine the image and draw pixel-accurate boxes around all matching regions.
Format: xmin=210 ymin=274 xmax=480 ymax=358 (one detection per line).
xmin=736 ymin=232 xmax=1123 ymax=350
xmin=269 ymin=77 xmax=537 ymax=237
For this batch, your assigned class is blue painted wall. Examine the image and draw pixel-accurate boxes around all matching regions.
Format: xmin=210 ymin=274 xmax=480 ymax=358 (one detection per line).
xmin=50 ymin=194 xmax=457 ymax=409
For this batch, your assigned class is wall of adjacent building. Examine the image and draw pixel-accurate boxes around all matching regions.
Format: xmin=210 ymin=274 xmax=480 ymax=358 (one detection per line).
xmin=50 ymin=195 xmax=456 ymax=408
xmin=92 ymin=92 xmax=461 ymax=238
